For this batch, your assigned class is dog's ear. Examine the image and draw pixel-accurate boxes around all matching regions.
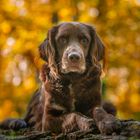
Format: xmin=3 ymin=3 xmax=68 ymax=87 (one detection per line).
xmin=86 ymin=25 xmax=107 ymax=72
xmin=94 ymin=33 xmax=105 ymax=61
xmin=39 ymin=26 xmax=58 ymax=62
xmin=39 ymin=25 xmax=59 ymax=79
xmin=38 ymin=39 xmax=48 ymax=61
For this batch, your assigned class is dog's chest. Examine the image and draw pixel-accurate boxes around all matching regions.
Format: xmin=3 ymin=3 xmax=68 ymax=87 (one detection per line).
xmin=68 ymin=82 xmax=93 ymax=113
xmin=68 ymin=84 xmax=76 ymax=111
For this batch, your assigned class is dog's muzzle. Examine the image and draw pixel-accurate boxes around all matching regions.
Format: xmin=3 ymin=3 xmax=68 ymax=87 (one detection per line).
xmin=61 ymin=44 xmax=86 ymax=74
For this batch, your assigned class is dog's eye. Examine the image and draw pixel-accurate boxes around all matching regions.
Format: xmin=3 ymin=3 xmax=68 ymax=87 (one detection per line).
xmin=59 ymin=37 xmax=68 ymax=44
xmin=80 ymin=37 xmax=88 ymax=44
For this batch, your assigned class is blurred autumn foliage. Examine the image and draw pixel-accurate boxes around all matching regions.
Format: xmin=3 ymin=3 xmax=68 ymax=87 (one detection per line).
xmin=0 ymin=0 xmax=140 ymax=121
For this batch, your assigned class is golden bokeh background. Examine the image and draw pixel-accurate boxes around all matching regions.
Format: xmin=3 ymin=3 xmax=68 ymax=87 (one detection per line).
xmin=0 ymin=0 xmax=140 ymax=121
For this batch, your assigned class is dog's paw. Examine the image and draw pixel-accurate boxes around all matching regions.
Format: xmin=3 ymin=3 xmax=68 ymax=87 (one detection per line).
xmin=77 ymin=118 xmax=94 ymax=131
xmin=62 ymin=113 xmax=78 ymax=133
xmin=0 ymin=119 xmax=27 ymax=130
xmin=62 ymin=116 xmax=78 ymax=133
xmin=62 ymin=113 xmax=94 ymax=133
xmin=93 ymin=107 xmax=122 ymax=135
xmin=62 ymin=122 xmax=77 ymax=133
xmin=9 ymin=119 xmax=27 ymax=130
xmin=98 ymin=115 xmax=121 ymax=135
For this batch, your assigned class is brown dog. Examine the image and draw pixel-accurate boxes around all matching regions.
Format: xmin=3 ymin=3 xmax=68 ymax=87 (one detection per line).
xmin=0 ymin=22 xmax=121 ymax=134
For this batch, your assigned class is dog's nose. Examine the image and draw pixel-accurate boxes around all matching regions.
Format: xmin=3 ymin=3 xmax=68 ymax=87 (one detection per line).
xmin=68 ymin=52 xmax=80 ymax=62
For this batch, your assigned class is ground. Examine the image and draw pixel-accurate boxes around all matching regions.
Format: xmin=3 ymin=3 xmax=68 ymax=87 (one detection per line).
xmin=0 ymin=119 xmax=140 ymax=140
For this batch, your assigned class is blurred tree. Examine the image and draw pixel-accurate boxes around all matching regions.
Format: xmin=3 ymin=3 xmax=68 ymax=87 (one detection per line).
xmin=0 ymin=0 xmax=140 ymax=120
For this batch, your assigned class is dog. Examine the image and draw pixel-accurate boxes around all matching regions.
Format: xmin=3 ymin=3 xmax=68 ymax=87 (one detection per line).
xmin=0 ymin=22 xmax=121 ymax=135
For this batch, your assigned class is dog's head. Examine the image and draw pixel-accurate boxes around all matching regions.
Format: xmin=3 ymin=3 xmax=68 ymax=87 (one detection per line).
xmin=39 ymin=22 xmax=106 ymax=79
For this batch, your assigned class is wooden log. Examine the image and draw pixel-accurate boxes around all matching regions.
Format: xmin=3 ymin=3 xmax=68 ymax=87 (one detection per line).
xmin=0 ymin=119 xmax=140 ymax=140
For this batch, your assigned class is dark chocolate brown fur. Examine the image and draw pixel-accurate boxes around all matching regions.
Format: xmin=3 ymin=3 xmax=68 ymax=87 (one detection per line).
xmin=0 ymin=22 xmax=121 ymax=134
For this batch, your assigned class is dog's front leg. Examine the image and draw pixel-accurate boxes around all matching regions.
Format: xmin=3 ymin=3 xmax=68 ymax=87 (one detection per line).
xmin=93 ymin=106 xmax=121 ymax=135
xmin=62 ymin=112 xmax=94 ymax=133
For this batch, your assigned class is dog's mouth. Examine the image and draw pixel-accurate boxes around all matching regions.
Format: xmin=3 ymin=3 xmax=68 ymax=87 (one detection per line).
xmin=61 ymin=61 xmax=86 ymax=74
xmin=67 ymin=62 xmax=81 ymax=69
